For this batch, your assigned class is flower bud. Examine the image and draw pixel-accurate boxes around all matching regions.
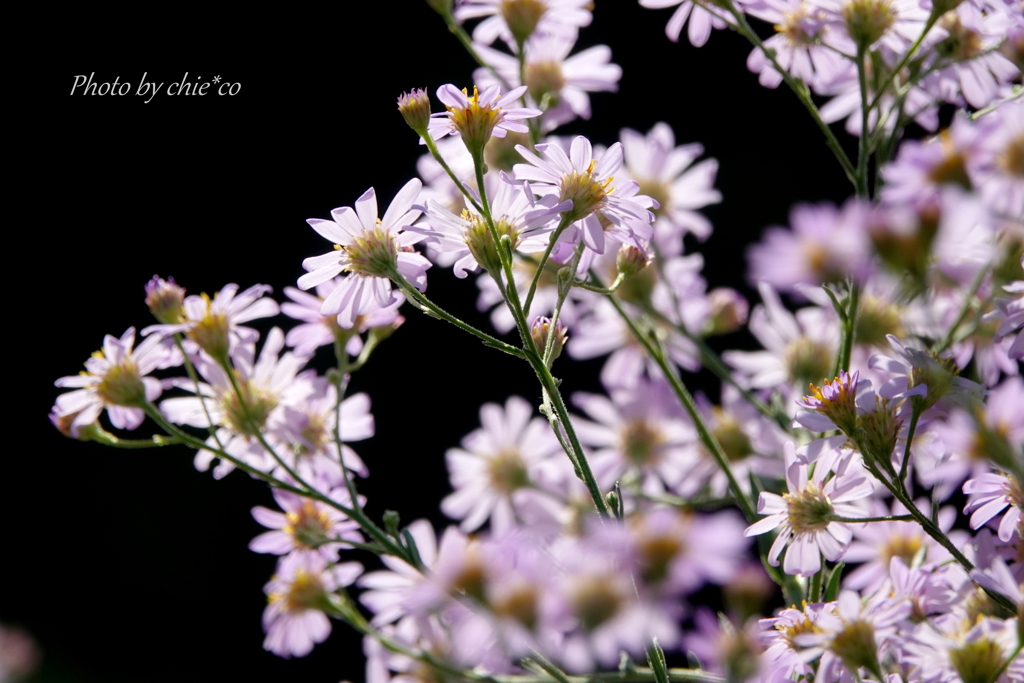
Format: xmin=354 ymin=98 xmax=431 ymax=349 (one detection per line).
xmin=397 ymin=88 xmax=432 ymax=137
xmin=704 ymin=287 xmax=749 ymax=336
xmin=842 ymin=0 xmax=896 ymax=49
xmin=531 ymin=316 xmax=568 ymax=361
xmin=145 ymin=275 xmax=186 ymax=324
xmin=501 ymin=0 xmax=547 ymax=46
xmin=616 ymin=244 xmax=651 ymax=281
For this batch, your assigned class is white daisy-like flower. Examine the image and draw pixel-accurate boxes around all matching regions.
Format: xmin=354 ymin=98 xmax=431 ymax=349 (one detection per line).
xmin=298 ymin=179 xmax=429 ymax=329
xmin=744 ymin=439 xmax=874 ymax=576
xmin=514 ymin=135 xmax=654 ymax=255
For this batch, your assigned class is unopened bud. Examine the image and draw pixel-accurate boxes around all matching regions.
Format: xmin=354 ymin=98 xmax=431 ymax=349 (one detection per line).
xmin=501 ymin=0 xmax=547 ymax=46
xmin=145 ymin=275 xmax=186 ymax=324
xmin=531 ymin=316 xmax=568 ymax=361
xmin=383 ymin=509 xmax=402 ymax=538
xmin=843 ymin=0 xmax=896 ymax=49
xmin=704 ymin=288 xmax=749 ymax=336
xmin=398 ymin=88 xmax=432 ymax=137
xmin=616 ymin=244 xmax=651 ymax=281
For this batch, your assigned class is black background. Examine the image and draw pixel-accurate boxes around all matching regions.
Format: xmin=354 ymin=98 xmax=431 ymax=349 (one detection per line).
xmin=13 ymin=4 xmax=853 ymax=682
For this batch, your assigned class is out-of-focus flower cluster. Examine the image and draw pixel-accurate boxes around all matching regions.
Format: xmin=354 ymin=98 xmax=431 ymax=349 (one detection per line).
xmin=50 ymin=1 xmax=1024 ymax=682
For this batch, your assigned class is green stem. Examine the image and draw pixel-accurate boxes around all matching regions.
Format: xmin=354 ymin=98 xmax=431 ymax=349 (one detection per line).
xmin=714 ymin=0 xmax=857 ymax=186
xmin=438 ymin=8 xmax=512 ymax=91
xmin=393 ymin=274 xmax=526 ymax=358
xmin=932 ymin=263 xmax=990 ymax=354
xmin=606 ymin=296 xmax=757 ymax=522
xmin=830 ymin=514 xmax=915 ymax=523
xmin=861 ymin=458 xmax=1018 ymax=613
xmin=140 ymin=402 xmax=412 ymax=564
xmin=524 ymin=214 xmax=573 ymax=315
xmin=855 ymin=43 xmax=871 ymax=198
xmin=897 ymin=402 xmax=921 ymax=489
xmin=421 ymin=134 xmax=488 ymax=217
xmin=173 ymin=334 xmax=227 ymax=452
xmin=809 ymin=562 xmax=824 ymax=603
xmin=867 ymin=13 xmax=939 ymax=112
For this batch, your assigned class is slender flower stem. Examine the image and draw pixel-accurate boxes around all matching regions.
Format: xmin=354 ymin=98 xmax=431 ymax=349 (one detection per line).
xmin=605 ymin=295 xmax=757 ymax=522
xmin=140 ymin=402 xmax=413 ymax=564
xmin=173 ymin=334 xmax=227 ymax=452
xmin=421 ymin=134 xmax=488 ymax=217
xmin=809 ymin=561 xmax=824 ymax=603
xmin=855 ymin=43 xmax=871 ymax=198
xmin=94 ymin=434 xmax=181 ymax=448
xmin=830 ymin=514 xmax=915 ymax=523
xmin=897 ymin=402 xmax=922 ymax=490
xmin=524 ymin=214 xmax=573 ymax=316
xmin=528 ymin=348 xmax=611 ymax=517
xmin=437 ymin=8 xmax=512 ymax=91
xmin=860 ymin=457 xmax=1017 ymax=613
xmin=647 ymin=305 xmax=790 ymax=430
xmin=712 ymin=0 xmax=858 ymax=186
xmin=867 ymin=13 xmax=939 ymax=112
xmin=392 ymin=274 xmax=526 ymax=359
xmin=830 ymin=283 xmax=860 ymax=378
xmin=932 ymin=263 xmax=991 ymax=354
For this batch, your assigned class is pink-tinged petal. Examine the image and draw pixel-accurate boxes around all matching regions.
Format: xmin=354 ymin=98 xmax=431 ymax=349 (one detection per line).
xmin=784 ymin=534 xmax=821 ymax=576
xmin=969 ymin=497 xmax=1010 ymax=530
xmin=252 ymin=506 xmax=286 ymax=529
xmin=250 ymin=530 xmax=295 ymax=554
xmin=768 ymin=525 xmax=792 ymax=566
xmin=307 ymin=218 xmax=347 ymax=243
xmin=569 ymin=136 xmax=593 ymax=173
xmin=745 ymin=512 xmax=785 ymax=536
xmin=355 ymin=187 xmax=379 ymax=232
xmin=381 ymin=178 xmax=422 ymax=230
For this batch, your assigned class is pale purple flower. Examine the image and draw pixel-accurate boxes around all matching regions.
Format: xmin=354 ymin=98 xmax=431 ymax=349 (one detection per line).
xmin=964 ymin=471 xmax=1023 ymax=542
xmin=272 ymin=383 xmax=374 ymax=485
xmin=880 ymin=111 xmax=980 ymax=209
xmin=441 ymin=396 xmax=564 ymax=534
xmin=159 ymin=328 xmax=315 ymax=478
xmin=971 ymin=97 xmax=1024 ymax=220
xmin=618 ymin=122 xmax=721 ymax=249
xmin=868 ymin=333 xmax=982 ymax=411
xmin=428 ymin=84 xmax=541 ymax=146
xmin=514 ymin=135 xmax=654 ymax=254
xmin=639 ymin=0 xmax=731 ymax=47
xmin=358 ymin=519 xmax=438 ymax=626
xmin=298 ymin=179 xmax=429 ymax=329
xmin=572 ymin=379 xmax=698 ymax=495
xmin=723 ymin=282 xmax=840 ymax=402
xmin=281 ymin=280 xmax=404 ymax=356
xmin=842 ymin=500 xmax=959 ymax=593
xmin=472 ymin=32 xmax=622 ymax=130
xmin=684 ymin=610 xmax=763 ymax=683
xmin=796 ymin=590 xmax=911 ymax=681
xmin=262 ymin=551 xmax=362 ymax=658
xmin=141 ymin=283 xmax=279 ymax=360
xmin=989 ymin=261 xmax=1024 ymax=359
xmin=745 ymin=0 xmax=850 ymax=91
xmin=744 ymin=440 xmax=874 ymax=576
xmin=747 ymin=198 xmax=875 ymax=296
xmin=54 ymin=327 xmax=176 ymax=437
xmin=250 ymin=485 xmax=363 ymax=561
xmin=930 ymin=3 xmax=1021 ymax=110
xmin=410 ymin=172 xmax=568 ymax=278
xmin=454 ymin=0 xmax=593 ymax=45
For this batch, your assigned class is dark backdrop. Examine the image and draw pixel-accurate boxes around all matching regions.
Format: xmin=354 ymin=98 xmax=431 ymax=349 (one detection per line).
xmin=13 ymin=4 xmax=852 ymax=682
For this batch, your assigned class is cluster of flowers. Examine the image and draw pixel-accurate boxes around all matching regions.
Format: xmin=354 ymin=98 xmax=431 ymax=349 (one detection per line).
xmin=51 ymin=1 xmax=1022 ymax=682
